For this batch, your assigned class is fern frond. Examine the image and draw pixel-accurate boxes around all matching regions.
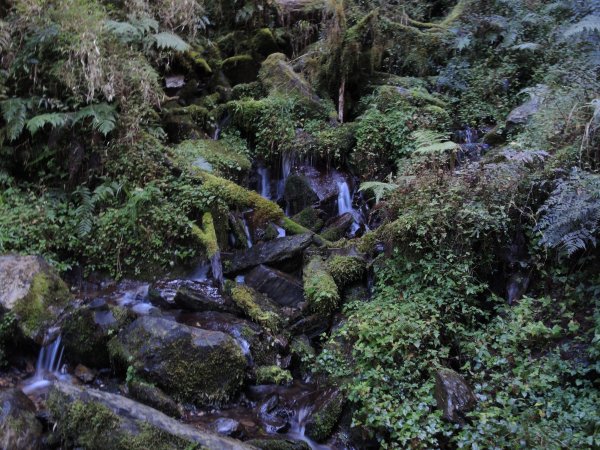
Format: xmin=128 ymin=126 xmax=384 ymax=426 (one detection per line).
xmin=563 ymin=14 xmax=600 ymax=37
xmin=152 ymin=32 xmax=190 ymax=52
xmin=412 ymin=130 xmax=459 ymax=154
xmin=73 ymin=103 xmax=117 ymax=136
xmin=26 ymin=113 xmax=70 ymax=136
xmin=359 ymin=181 xmax=398 ymax=203
xmin=1 ymin=98 xmax=28 ymax=141
xmin=105 ymin=19 xmax=143 ymax=43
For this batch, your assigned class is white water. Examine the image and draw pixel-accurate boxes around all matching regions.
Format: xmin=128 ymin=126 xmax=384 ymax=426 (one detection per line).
xmin=189 ymin=262 xmax=210 ymax=281
xmin=258 ymin=166 xmax=271 ymax=200
xmin=277 ymin=151 xmax=295 ymax=199
xmin=286 ymin=403 xmax=332 ymax=450
xmin=22 ymin=335 xmax=68 ymax=394
xmin=337 ymin=181 xmax=360 ymax=235
xmin=242 ymin=215 xmax=253 ymax=248
xmin=275 ymin=225 xmax=286 ymax=237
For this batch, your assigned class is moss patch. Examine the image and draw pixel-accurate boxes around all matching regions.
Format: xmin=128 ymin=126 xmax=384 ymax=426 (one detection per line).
xmin=191 ymin=212 xmax=219 ymax=258
xmin=304 ymin=258 xmax=340 ymax=316
xmin=327 ymin=256 xmax=366 ymax=288
xmin=230 ymin=285 xmax=283 ymax=331
xmin=256 ymin=365 xmax=293 ymax=385
xmin=174 ymin=139 xmax=251 ymax=180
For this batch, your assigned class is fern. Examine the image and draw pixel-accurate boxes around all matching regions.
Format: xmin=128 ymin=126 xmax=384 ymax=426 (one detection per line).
xmin=536 ymin=169 xmax=600 ymax=256
xmin=359 ymin=181 xmax=398 ymax=203
xmin=152 ymin=32 xmax=190 ymax=52
xmin=1 ymin=98 xmax=28 ymax=141
xmin=73 ymin=103 xmax=117 ymax=136
xmin=563 ymin=14 xmax=600 ymax=37
xmin=105 ymin=16 xmax=159 ymax=44
xmin=412 ymin=130 xmax=459 ymax=154
xmin=26 ymin=113 xmax=70 ymax=136
xmin=73 ymin=181 xmax=122 ymax=237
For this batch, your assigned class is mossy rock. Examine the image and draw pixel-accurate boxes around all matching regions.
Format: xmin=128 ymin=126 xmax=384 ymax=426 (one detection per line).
xmin=327 ymin=256 xmax=366 ymax=288
xmin=230 ymin=284 xmax=284 ymax=332
xmin=0 ymin=255 xmax=71 ymax=343
xmin=292 ymin=207 xmax=325 ymax=233
xmin=255 ymin=365 xmax=293 ymax=385
xmin=128 ymin=380 xmax=181 ymax=419
xmin=303 ymin=257 xmax=340 ymax=316
xmin=305 ymin=389 xmax=345 ymax=442
xmin=174 ymin=139 xmax=251 ymax=180
xmin=231 ymin=82 xmax=267 ymax=100
xmin=109 ymin=316 xmax=247 ymax=405
xmin=252 ymin=28 xmax=279 ymax=56
xmin=283 ymin=174 xmax=319 ymax=216
xmin=47 ymin=381 xmax=252 ymax=450
xmin=222 ymin=54 xmax=259 ymax=85
xmin=0 ymin=389 xmax=43 ymax=450
xmin=62 ymin=304 xmax=135 ymax=369
xmin=245 ymin=438 xmax=310 ymax=450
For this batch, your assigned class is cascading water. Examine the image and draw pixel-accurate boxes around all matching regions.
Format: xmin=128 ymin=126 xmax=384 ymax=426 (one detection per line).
xmin=22 ymin=335 xmax=68 ymax=394
xmin=258 ymin=166 xmax=271 ymax=200
xmin=337 ymin=181 xmax=360 ymax=235
xmin=275 ymin=224 xmax=286 ymax=238
xmin=277 ymin=152 xmax=294 ymax=200
xmin=457 ymin=126 xmax=489 ymax=162
xmin=242 ymin=214 xmax=253 ymax=248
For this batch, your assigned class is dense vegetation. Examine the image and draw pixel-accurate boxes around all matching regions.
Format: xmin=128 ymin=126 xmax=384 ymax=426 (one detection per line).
xmin=1 ymin=0 xmax=599 ymax=448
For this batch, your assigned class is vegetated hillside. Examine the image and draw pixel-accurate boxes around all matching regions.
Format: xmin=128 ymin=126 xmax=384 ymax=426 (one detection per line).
xmin=0 ymin=0 xmax=599 ymax=448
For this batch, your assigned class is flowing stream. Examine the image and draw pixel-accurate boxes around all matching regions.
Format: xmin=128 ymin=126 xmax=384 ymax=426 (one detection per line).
xmin=22 ymin=335 xmax=68 ymax=394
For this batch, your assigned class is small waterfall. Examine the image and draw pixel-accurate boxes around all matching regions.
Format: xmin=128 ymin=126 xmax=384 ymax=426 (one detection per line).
xmin=277 ymin=151 xmax=295 ymax=200
xmin=457 ymin=126 xmax=489 ymax=162
xmin=212 ymin=112 xmax=230 ymax=141
xmin=189 ymin=262 xmax=210 ymax=281
xmin=258 ymin=166 xmax=271 ymax=200
xmin=337 ymin=181 xmax=360 ymax=235
xmin=22 ymin=335 xmax=67 ymax=394
xmin=286 ymin=402 xmax=331 ymax=450
xmin=211 ymin=252 xmax=224 ymax=289
xmin=275 ymin=225 xmax=286 ymax=238
xmin=242 ymin=214 xmax=253 ymax=248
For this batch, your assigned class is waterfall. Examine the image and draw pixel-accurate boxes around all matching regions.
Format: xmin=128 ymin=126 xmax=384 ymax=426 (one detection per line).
xmin=242 ymin=216 xmax=253 ymax=248
xmin=22 ymin=335 xmax=66 ymax=394
xmin=275 ymin=225 xmax=286 ymax=238
xmin=258 ymin=166 xmax=271 ymax=200
xmin=277 ymin=151 xmax=294 ymax=200
xmin=337 ymin=181 xmax=361 ymax=235
xmin=211 ymin=252 xmax=224 ymax=289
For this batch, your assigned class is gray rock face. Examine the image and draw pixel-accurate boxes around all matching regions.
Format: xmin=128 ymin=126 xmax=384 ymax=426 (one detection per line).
xmin=246 ymin=265 xmax=304 ymax=307
xmin=128 ymin=380 xmax=181 ymax=418
xmin=434 ymin=368 xmax=477 ymax=424
xmin=174 ymin=282 xmax=240 ymax=314
xmin=0 ymin=389 xmax=43 ymax=450
xmin=284 ymin=174 xmax=319 ymax=216
xmin=305 ymin=388 xmax=345 ymax=442
xmin=110 ymin=316 xmax=247 ymax=405
xmin=48 ymin=381 xmax=256 ymax=450
xmin=0 ymin=255 xmax=71 ymax=343
xmin=506 ymin=84 xmax=549 ymax=125
xmin=224 ymin=233 xmax=313 ymax=274
xmin=321 ymin=213 xmax=354 ymax=241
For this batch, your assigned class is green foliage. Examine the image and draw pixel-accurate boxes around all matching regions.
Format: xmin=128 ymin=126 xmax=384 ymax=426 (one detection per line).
xmin=327 ymin=256 xmax=366 ymax=288
xmin=0 ymin=312 xmax=17 ymax=367
xmin=255 ymin=365 xmax=293 ymax=385
xmin=536 ymin=169 xmax=600 ymax=256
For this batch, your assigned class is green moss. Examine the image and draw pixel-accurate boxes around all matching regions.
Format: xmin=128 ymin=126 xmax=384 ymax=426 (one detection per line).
xmin=292 ymin=207 xmax=324 ymax=232
xmin=231 ymin=285 xmax=282 ymax=331
xmin=13 ymin=271 xmax=70 ymax=341
xmin=197 ymin=172 xmax=284 ymax=227
xmin=47 ymin=392 xmax=200 ymax=450
xmin=231 ymin=81 xmax=266 ymax=100
xmin=174 ymin=139 xmax=251 ymax=179
xmin=191 ymin=212 xmax=219 ymax=258
xmin=327 ymin=256 xmax=366 ymax=288
xmin=255 ymin=365 xmax=293 ymax=385
xmin=245 ymin=438 xmax=310 ymax=450
xmin=222 ymin=54 xmax=258 ymax=85
xmin=304 ymin=258 xmax=340 ymax=316
xmin=305 ymin=393 xmax=344 ymax=442
xmin=252 ymin=28 xmax=278 ymax=56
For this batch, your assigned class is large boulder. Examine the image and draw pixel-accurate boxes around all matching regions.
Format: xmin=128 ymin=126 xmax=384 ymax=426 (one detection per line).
xmin=224 ymin=233 xmax=313 ymax=274
xmin=245 ymin=265 xmax=304 ymax=307
xmin=47 ymin=381 xmax=255 ymax=450
xmin=506 ymin=84 xmax=549 ymax=126
xmin=0 ymin=255 xmax=71 ymax=343
xmin=0 ymin=389 xmax=43 ymax=450
xmin=305 ymin=388 xmax=345 ymax=442
xmin=230 ymin=284 xmax=285 ymax=332
xmin=173 ymin=282 xmax=240 ymax=314
xmin=434 ymin=368 xmax=477 ymax=424
xmin=62 ymin=301 xmax=135 ymax=368
xmin=321 ymin=213 xmax=354 ymax=242
xmin=283 ymin=174 xmax=319 ymax=216
xmin=109 ymin=316 xmax=247 ymax=405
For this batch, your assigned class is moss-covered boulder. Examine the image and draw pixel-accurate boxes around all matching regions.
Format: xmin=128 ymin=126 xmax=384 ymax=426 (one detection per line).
xmin=222 ymin=54 xmax=259 ymax=85
xmin=327 ymin=255 xmax=367 ymax=288
xmin=230 ymin=284 xmax=284 ymax=332
xmin=109 ymin=316 xmax=247 ymax=405
xmin=245 ymin=264 xmax=305 ymax=307
xmin=128 ymin=380 xmax=181 ymax=418
xmin=173 ymin=139 xmax=251 ymax=181
xmin=305 ymin=388 xmax=345 ymax=442
xmin=320 ymin=213 xmax=354 ymax=242
xmin=47 ymin=381 xmax=255 ymax=450
xmin=0 ymin=389 xmax=43 ymax=450
xmin=62 ymin=303 xmax=135 ymax=369
xmin=292 ymin=207 xmax=326 ymax=232
xmin=284 ymin=174 xmax=319 ymax=216
xmin=245 ymin=438 xmax=309 ymax=450
xmin=252 ymin=28 xmax=279 ymax=56
xmin=0 ymin=255 xmax=71 ymax=343
xmin=303 ymin=257 xmax=340 ymax=316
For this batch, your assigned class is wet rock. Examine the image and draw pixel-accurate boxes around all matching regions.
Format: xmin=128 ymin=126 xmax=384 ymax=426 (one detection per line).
xmin=305 ymin=388 xmax=345 ymax=442
xmin=292 ymin=207 xmax=326 ymax=233
xmin=231 ymin=284 xmax=285 ymax=332
xmin=176 ymin=311 xmax=279 ymax=366
xmin=174 ymin=282 xmax=240 ymax=314
xmin=0 ymin=255 xmax=71 ymax=343
xmin=224 ymin=233 xmax=313 ymax=274
xmin=128 ymin=380 xmax=181 ymax=418
xmin=48 ymin=381 xmax=254 ymax=450
xmin=222 ymin=54 xmax=259 ymax=85
xmin=0 ymin=389 xmax=43 ymax=450
xmin=109 ymin=316 xmax=247 ymax=405
xmin=246 ymin=438 xmax=310 ymax=450
xmin=284 ymin=174 xmax=319 ymax=216
xmin=74 ymin=364 xmax=96 ymax=383
xmin=434 ymin=368 xmax=477 ymax=424
xmin=321 ymin=213 xmax=354 ymax=241
xmin=148 ymin=279 xmax=181 ymax=309
xmin=62 ymin=304 xmax=135 ymax=368
xmin=245 ymin=265 xmax=304 ymax=307
xmin=288 ymin=314 xmax=330 ymax=339
xmin=163 ymin=111 xmax=204 ymax=143
xmin=260 ymin=53 xmax=321 ymax=105
xmin=506 ymin=84 xmax=549 ymax=125
xmin=211 ymin=417 xmax=243 ymax=438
